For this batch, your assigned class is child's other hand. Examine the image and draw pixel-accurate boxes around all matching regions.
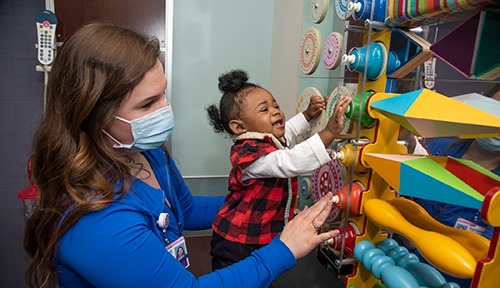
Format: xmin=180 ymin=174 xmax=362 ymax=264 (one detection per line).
xmin=325 ymin=96 xmax=351 ymax=136
xmin=303 ymin=95 xmax=326 ymax=122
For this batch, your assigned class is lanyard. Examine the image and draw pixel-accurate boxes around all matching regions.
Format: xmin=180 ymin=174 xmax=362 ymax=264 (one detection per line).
xmin=156 ymin=149 xmax=183 ymax=245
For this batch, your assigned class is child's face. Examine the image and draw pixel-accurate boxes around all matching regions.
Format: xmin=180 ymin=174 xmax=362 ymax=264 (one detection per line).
xmin=239 ymin=87 xmax=286 ymax=138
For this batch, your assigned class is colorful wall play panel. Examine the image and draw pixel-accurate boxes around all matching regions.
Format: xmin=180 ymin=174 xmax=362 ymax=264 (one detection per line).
xmin=430 ymin=8 xmax=500 ymax=80
xmin=370 ymin=89 xmax=500 ymax=138
xmin=385 ymin=0 xmax=498 ymax=27
xmin=364 ymin=153 xmax=485 ymax=209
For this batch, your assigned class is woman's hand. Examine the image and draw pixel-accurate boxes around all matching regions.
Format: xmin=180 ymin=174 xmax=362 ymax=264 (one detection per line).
xmin=279 ymin=192 xmax=340 ymax=259
xmin=303 ymin=95 xmax=326 ymax=122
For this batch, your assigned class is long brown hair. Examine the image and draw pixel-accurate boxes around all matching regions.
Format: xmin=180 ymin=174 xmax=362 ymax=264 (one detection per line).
xmin=24 ymin=22 xmax=161 ymax=287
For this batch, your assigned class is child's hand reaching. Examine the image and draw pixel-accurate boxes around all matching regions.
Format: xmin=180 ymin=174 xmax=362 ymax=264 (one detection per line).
xmin=303 ymin=95 xmax=326 ymax=122
xmin=318 ymin=96 xmax=351 ymax=147
xmin=326 ymin=96 xmax=351 ymax=136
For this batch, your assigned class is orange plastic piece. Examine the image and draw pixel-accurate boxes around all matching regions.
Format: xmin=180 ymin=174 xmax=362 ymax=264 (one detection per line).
xmin=389 ymin=197 xmax=490 ymax=261
xmin=364 ymin=198 xmax=476 ymax=278
xmin=332 ymin=181 xmax=365 ymax=215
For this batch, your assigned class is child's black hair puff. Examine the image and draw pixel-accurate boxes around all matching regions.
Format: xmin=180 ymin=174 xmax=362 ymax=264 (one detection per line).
xmin=218 ymin=69 xmax=249 ymax=94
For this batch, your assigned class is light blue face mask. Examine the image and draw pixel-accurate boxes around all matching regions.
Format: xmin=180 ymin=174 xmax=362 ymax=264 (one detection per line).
xmin=477 ymin=136 xmax=500 ymax=153
xmin=103 ymin=105 xmax=175 ymax=152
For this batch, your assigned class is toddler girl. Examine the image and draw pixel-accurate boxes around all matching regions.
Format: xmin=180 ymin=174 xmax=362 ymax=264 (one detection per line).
xmin=206 ymin=69 xmax=350 ymax=270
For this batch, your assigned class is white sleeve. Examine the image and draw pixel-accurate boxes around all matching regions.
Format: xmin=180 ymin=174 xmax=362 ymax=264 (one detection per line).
xmin=413 ymin=136 xmax=429 ymax=155
xmin=241 ymin=133 xmax=331 ymax=180
xmin=285 ymin=113 xmax=310 ymax=147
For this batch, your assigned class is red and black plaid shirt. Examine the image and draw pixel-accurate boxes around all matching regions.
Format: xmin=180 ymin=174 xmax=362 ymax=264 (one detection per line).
xmin=212 ymin=136 xmax=298 ymax=245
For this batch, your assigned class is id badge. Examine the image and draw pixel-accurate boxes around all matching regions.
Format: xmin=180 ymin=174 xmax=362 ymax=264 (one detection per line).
xmin=166 ymin=236 xmax=190 ymax=268
xmin=454 ymin=218 xmax=486 ymax=235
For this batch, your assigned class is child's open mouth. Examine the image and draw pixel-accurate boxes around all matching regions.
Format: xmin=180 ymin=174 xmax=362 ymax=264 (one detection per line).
xmin=273 ymin=119 xmax=284 ymax=128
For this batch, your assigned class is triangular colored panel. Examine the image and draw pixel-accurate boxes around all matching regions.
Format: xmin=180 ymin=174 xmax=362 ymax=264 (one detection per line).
xmin=363 ymin=153 xmax=421 ymax=191
xmin=364 ymin=153 xmax=485 ymax=209
xmin=399 ymin=157 xmax=484 ymax=209
xmin=405 ymin=89 xmax=499 ymax=126
xmin=443 ymin=157 xmax=500 ymax=196
xmin=430 ymin=12 xmax=479 ymax=78
xmin=430 ymin=8 xmax=500 ymax=80
xmin=370 ymin=91 xmax=419 ymax=116
xmin=371 ymin=89 xmax=500 ymax=138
